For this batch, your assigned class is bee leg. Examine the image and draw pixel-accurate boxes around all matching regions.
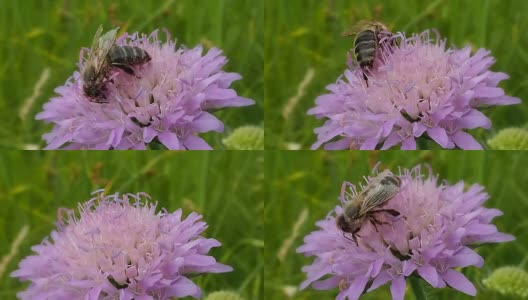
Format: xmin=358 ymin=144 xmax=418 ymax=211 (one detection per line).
xmin=111 ymin=63 xmax=137 ymax=77
xmin=363 ymin=72 xmax=369 ymax=87
xmin=352 ymin=228 xmax=361 ymax=246
xmin=343 ymin=231 xmax=360 ymax=246
xmin=369 ymin=217 xmax=389 ymax=232
xmin=369 ymin=218 xmax=380 ymax=232
xmin=342 ymin=232 xmax=355 ymax=244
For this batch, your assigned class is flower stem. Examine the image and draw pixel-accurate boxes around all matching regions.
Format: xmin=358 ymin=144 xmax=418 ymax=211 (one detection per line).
xmin=416 ymin=137 xmax=429 ymax=150
xmin=148 ymin=138 xmax=166 ymax=150
xmin=410 ymin=276 xmax=427 ymax=300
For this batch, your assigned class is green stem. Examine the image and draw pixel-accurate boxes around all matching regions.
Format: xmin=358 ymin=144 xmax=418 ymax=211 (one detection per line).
xmin=410 ymin=276 xmax=427 ymax=300
xmin=147 ymin=138 xmax=166 ymax=150
xmin=416 ymin=137 xmax=429 ymax=150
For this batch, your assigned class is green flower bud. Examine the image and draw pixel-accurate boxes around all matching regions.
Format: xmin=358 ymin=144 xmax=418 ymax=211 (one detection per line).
xmin=223 ymin=126 xmax=264 ymax=150
xmin=487 ymin=128 xmax=528 ymax=150
xmin=205 ymin=291 xmax=245 ymax=300
xmin=483 ymin=266 xmax=528 ymax=298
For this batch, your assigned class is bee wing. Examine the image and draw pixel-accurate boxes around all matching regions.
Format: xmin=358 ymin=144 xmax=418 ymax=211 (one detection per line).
xmin=342 ymin=20 xmax=389 ymax=37
xmin=87 ymin=25 xmax=103 ymax=62
xmin=342 ymin=20 xmax=377 ymax=37
xmin=88 ymin=26 xmax=119 ymax=76
xmin=90 ymin=25 xmax=104 ymax=50
xmin=358 ymin=184 xmax=400 ymax=215
xmin=358 ymin=171 xmax=401 ymax=215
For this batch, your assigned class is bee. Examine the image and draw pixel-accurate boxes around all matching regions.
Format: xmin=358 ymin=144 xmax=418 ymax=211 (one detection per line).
xmin=82 ymin=25 xmax=151 ymax=103
xmin=343 ymin=21 xmax=391 ymax=85
xmin=336 ymin=170 xmax=402 ymax=245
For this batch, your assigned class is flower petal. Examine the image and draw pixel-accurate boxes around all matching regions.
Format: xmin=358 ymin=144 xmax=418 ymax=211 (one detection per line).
xmin=381 ymin=133 xmax=402 ymax=150
xmin=451 ymin=131 xmax=483 ymax=150
xmin=413 ymin=122 xmax=427 ymax=137
xmin=442 ymin=269 xmax=477 ymax=296
xmin=204 ymin=96 xmax=255 ymax=109
xmin=401 ymin=137 xmax=416 ymax=150
xmin=191 ymin=113 xmax=224 ymax=133
xmin=457 ymin=110 xmax=491 ymax=129
xmin=448 ymin=248 xmax=484 ymax=268
xmin=158 ymin=132 xmax=181 ymax=150
xmin=390 ymin=276 xmax=406 ymax=300
xmin=360 ymin=138 xmax=379 ymax=150
xmin=469 ymin=232 xmax=515 ymax=243
xmin=368 ymin=271 xmax=392 ymax=292
xmin=165 ymin=276 xmax=201 ymax=298
xmin=312 ymin=276 xmax=340 ymax=290
xmin=474 ymin=86 xmax=504 ymax=98
xmin=477 ymin=95 xmax=521 ymax=106
xmin=427 ymin=126 xmax=448 ymax=148
xmin=323 ymin=138 xmax=354 ymax=150
xmin=343 ymin=276 xmax=369 ymax=300
xmin=402 ymin=260 xmax=417 ymax=276
xmin=182 ymin=135 xmax=213 ymax=150
xmin=368 ymin=258 xmax=384 ymax=277
xmin=418 ymin=266 xmax=440 ymax=287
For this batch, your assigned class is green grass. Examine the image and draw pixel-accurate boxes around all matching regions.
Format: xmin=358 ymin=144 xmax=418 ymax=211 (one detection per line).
xmin=265 ymin=151 xmax=528 ymax=300
xmin=0 ymin=152 xmax=264 ymax=299
xmin=265 ymin=0 xmax=528 ymax=149
xmin=0 ymin=0 xmax=263 ymax=149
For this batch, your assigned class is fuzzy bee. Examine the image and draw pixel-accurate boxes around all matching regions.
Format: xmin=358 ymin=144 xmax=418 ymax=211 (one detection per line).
xmin=336 ymin=169 xmax=402 ymax=245
xmin=82 ymin=25 xmax=151 ymax=103
xmin=343 ymin=21 xmax=392 ymax=85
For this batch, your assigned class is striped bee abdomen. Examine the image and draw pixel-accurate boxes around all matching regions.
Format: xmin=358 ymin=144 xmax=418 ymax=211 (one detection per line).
xmin=107 ymin=46 xmax=151 ymax=76
xmin=109 ymin=46 xmax=151 ymax=65
xmin=354 ymin=30 xmax=377 ymax=68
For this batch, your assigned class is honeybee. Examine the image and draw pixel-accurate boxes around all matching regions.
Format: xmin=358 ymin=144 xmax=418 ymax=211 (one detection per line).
xmin=336 ymin=170 xmax=401 ymax=245
xmin=82 ymin=26 xmax=151 ymax=103
xmin=343 ymin=21 xmax=392 ymax=85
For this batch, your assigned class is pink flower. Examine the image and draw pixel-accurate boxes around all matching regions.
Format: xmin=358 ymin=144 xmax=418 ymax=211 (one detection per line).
xmin=308 ymin=30 xmax=521 ymax=150
xmin=12 ymin=190 xmax=232 ymax=299
xmin=297 ymin=165 xmax=514 ymax=300
xmin=36 ymin=29 xmax=254 ymax=150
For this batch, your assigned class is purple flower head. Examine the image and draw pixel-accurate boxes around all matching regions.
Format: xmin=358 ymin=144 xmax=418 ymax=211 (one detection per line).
xmin=297 ymin=165 xmax=514 ymax=300
xmin=36 ymin=28 xmax=254 ymax=150
xmin=308 ymin=30 xmax=521 ymax=150
xmin=12 ymin=190 xmax=232 ymax=300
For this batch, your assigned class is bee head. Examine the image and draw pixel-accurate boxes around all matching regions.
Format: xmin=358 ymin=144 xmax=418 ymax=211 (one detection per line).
xmin=336 ymin=214 xmax=362 ymax=233
xmin=83 ymin=80 xmax=105 ymax=98
xmin=336 ymin=214 xmax=349 ymax=232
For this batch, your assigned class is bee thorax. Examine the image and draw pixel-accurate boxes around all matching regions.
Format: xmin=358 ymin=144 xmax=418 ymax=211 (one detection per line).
xmin=343 ymin=201 xmax=361 ymax=218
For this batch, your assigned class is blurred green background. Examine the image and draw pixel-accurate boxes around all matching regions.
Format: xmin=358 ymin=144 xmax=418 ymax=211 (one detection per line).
xmin=265 ymin=151 xmax=527 ymax=300
xmin=0 ymin=0 xmax=263 ymax=149
xmin=265 ymin=0 xmax=528 ymax=149
xmin=0 ymin=152 xmax=264 ymax=299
